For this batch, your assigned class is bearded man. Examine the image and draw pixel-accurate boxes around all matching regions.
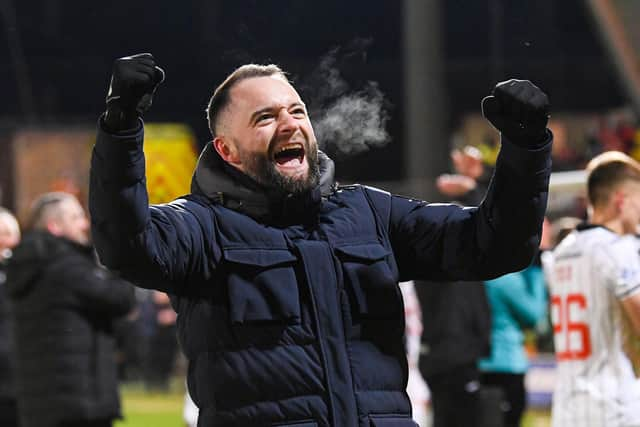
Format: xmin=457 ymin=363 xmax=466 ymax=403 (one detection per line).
xmin=90 ymin=53 xmax=552 ymax=427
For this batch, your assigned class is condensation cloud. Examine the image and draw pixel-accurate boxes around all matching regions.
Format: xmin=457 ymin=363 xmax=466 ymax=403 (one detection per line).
xmin=300 ymin=43 xmax=391 ymax=157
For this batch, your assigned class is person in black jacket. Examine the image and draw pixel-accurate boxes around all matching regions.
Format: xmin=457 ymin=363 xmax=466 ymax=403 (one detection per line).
xmin=6 ymin=192 xmax=135 ymax=427
xmin=417 ymin=147 xmax=493 ymax=427
xmin=144 ymin=290 xmax=179 ymax=391
xmin=88 ymin=54 xmax=552 ymax=426
xmin=0 ymin=207 xmax=20 ymax=427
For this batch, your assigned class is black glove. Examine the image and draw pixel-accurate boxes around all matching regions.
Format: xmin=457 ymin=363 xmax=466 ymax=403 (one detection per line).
xmin=104 ymin=53 xmax=165 ymax=132
xmin=481 ymin=79 xmax=550 ymax=148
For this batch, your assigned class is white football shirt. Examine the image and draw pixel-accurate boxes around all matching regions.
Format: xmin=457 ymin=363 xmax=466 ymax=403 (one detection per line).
xmin=543 ymin=226 xmax=640 ymax=427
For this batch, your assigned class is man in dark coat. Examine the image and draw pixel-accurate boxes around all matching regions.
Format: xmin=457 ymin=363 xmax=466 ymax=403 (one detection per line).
xmin=416 ymin=147 xmax=494 ymax=427
xmin=7 ymin=192 xmax=135 ymax=427
xmin=89 ymin=54 xmax=552 ymax=427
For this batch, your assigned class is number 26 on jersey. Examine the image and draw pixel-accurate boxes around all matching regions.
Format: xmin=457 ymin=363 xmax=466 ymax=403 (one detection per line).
xmin=551 ymin=292 xmax=592 ymax=361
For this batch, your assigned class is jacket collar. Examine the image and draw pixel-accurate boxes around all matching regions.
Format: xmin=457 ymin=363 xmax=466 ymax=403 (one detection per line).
xmin=190 ymin=143 xmax=336 ymax=225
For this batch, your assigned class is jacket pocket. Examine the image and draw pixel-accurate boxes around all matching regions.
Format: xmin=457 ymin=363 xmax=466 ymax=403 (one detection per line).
xmin=223 ymin=248 xmax=300 ymax=324
xmin=334 ymin=243 xmax=401 ymax=318
xmin=369 ymin=415 xmax=418 ymax=426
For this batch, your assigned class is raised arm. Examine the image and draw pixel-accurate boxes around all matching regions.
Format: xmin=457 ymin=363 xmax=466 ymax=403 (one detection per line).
xmin=90 ymin=54 xmax=216 ymax=294
xmin=391 ymin=79 xmax=552 ymax=282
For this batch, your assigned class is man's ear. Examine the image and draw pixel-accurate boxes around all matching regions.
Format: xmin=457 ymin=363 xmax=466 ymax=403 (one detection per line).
xmin=213 ymin=137 xmax=240 ymax=165
xmin=46 ymin=221 xmax=61 ymax=237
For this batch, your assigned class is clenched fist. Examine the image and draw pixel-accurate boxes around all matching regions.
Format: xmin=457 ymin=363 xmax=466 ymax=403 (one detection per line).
xmin=104 ymin=53 xmax=165 ymax=131
xmin=481 ymin=79 xmax=550 ymax=148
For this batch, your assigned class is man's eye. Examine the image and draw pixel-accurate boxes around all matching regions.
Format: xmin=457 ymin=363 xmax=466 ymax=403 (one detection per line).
xmin=256 ymin=114 xmax=273 ymax=123
xmin=291 ymin=108 xmax=306 ymax=116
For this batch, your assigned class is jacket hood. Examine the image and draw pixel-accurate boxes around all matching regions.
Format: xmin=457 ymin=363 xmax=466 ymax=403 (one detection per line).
xmin=190 ymin=142 xmax=336 ymax=225
xmin=6 ymin=231 xmax=92 ymax=298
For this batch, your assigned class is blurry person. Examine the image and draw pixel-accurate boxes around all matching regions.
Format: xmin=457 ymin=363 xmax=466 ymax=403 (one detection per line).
xmin=0 ymin=208 xmax=19 ymax=258
xmin=417 ymin=146 xmax=492 ymax=427
xmin=113 ymin=291 xmax=146 ymax=383
xmin=6 ymin=192 xmax=135 ymax=427
xmin=547 ymin=119 xmax=578 ymax=171
xmin=0 ymin=207 xmax=20 ymax=427
xmin=436 ymin=145 xmax=489 ymax=205
xmin=89 ymin=53 xmax=551 ymax=425
xmin=145 ymin=290 xmax=178 ymax=391
xmin=478 ymin=217 xmax=551 ymax=427
xmin=416 ymin=275 xmax=491 ymax=427
xmin=543 ymin=151 xmax=640 ymax=427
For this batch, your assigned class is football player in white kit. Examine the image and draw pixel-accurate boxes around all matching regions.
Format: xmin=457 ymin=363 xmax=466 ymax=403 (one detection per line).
xmin=543 ymin=151 xmax=640 ymax=427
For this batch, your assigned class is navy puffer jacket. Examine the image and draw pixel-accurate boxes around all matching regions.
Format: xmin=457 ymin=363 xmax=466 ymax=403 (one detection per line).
xmin=90 ymin=119 xmax=552 ymax=427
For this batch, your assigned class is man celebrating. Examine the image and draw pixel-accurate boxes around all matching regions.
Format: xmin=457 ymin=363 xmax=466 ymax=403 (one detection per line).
xmin=543 ymin=152 xmax=640 ymax=427
xmin=90 ymin=53 xmax=552 ymax=427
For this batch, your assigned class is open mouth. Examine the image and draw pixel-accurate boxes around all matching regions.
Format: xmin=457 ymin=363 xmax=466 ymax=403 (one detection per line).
xmin=273 ymin=142 xmax=305 ymax=168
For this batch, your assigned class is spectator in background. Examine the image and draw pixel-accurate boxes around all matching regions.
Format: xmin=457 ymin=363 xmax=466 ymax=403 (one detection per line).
xmin=416 ymin=278 xmax=492 ymax=427
xmin=113 ymin=288 xmax=150 ymax=383
xmin=547 ymin=119 xmax=580 ymax=171
xmin=145 ymin=290 xmax=179 ymax=391
xmin=416 ymin=145 xmax=493 ymax=427
xmin=6 ymin=192 xmax=135 ymax=427
xmin=478 ymin=217 xmax=551 ymax=427
xmin=0 ymin=207 xmax=20 ymax=427
xmin=543 ymin=152 xmax=640 ymax=427
xmin=596 ymin=111 xmax=636 ymax=155
xmin=121 ymin=288 xmax=159 ymax=383
xmin=436 ymin=145 xmax=489 ymax=205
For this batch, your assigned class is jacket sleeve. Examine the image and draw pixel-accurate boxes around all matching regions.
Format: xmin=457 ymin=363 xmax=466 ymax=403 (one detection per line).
xmin=390 ymin=136 xmax=552 ymax=282
xmin=89 ymin=117 xmax=218 ymax=294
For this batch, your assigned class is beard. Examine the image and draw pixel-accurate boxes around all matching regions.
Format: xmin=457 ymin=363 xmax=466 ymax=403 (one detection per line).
xmin=241 ymin=141 xmax=320 ymax=195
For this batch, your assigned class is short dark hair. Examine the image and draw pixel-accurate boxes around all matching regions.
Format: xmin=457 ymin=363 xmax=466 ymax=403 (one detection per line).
xmin=586 ymin=151 xmax=640 ymax=208
xmin=206 ymin=64 xmax=288 ymax=137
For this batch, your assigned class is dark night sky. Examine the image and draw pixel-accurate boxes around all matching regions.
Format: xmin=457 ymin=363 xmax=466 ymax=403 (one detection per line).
xmin=0 ymin=0 xmax=625 ymax=181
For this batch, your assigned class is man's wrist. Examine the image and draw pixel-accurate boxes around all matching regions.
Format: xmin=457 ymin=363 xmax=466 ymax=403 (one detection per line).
xmin=498 ymin=130 xmax=552 ymax=178
xmin=528 ymin=128 xmax=552 ymax=149
xmin=505 ymin=128 xmax=551 ymax=150
xmin=103 ymin=106 xmax=140 ymax=133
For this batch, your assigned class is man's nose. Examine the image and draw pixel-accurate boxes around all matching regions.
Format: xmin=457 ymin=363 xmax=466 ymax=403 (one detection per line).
xmin=277 ymin=110 xmax=299 ymax=133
